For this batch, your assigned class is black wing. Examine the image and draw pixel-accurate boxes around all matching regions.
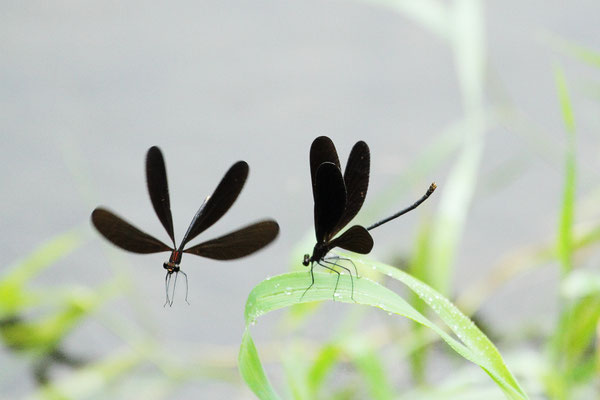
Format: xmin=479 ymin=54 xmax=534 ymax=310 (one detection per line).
xmin=146 ymin=146 xmax=175 ymax=246
xmin=329 ymin=225 xmax=373 ymax=254
xmin=91 ymin=208 xmax=172 ymax=253
xmin=334 ymin=141 xmax=370 ymax=235
xmin=183 ymin=220 xmax=279 ymax=260
xmin=313 ymin=162 xmax=347 ymax=243
xmin=179 ymin=161 xmax=249 ymax=249
xmin=310 ymin=136 xmax=340 ymax=201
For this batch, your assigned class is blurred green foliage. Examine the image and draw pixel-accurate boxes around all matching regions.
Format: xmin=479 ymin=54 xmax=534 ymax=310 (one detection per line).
xmin=0 ymin=231 xmax=89 ymax=383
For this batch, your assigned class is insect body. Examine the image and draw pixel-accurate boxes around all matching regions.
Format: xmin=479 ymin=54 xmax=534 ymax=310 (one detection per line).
xmin=163 ymin=250 xmax=182 ymax=273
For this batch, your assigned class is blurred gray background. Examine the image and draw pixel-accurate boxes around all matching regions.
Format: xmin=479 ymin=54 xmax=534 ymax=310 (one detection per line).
xmin=2 ymin=0 xmax=600 ymax=398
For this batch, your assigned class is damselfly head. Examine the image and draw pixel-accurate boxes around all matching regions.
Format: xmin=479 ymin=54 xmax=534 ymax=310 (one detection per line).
xmin=163 ymin=262 xmax=179 ymax=273
xmin=302 ymin=254 xmax=310 ymax=266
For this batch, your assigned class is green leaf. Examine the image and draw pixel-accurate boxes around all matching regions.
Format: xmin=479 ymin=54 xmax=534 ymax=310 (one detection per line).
xmin=408 ymin=221 xmax=432 ymax=383
xmin=239 ymin=329 xmax=282 ymax=400
xmin=543 ymin=32 xmax=600 ymax=69
xmin=351 ymin=257 xmax=527 ymax=399
xmin=0 ymin=285 xmax=112 ymax=356
xmin=549 ymin=66 xmax=581 ymax=397
xmin=282 ymin=343 xmax=313 ymax=400
xmin=554 ymin=66 xmax=576 ymax=274
xmin=555 ymin=295 xmax=600 ymax=368
xmin=307 ymin=344 xmax=342 ymax=396
xmin=1 ymin=230 xmax=83 ymax=314
xmin=428 ymin=0 xmax=488 ymax=296
xmin=5 ymin=230 xmax=83 ymax=284
xmin=562 ymin=270 xmax=600 ymax=299
xmin=351 ymin=348 xmax=395 ymax=400
xmin=28 ymin=347 xmax=146 ymax=400
xmin=239 ymin=265 xmax=528 ymax=400
xmin=455 ymin=222 xmax=600 ymax=316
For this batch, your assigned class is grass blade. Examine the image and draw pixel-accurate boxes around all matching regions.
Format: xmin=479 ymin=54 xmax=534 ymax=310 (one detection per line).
xmin=1 ymin=230 xmax=83 ymax=311
xmin=428 ymin=0 xmax=487 ymax=295
xmin=555 ymin=66 xmax=576 ymax=274
xmin=351 ymin=348 xmax=395 ymax=400
xmin=239 ymin=269 xmax=528 ymax=399
xmin=353 ymin=257 xmax=528 ymax=398
xmin=239 ymin=329 xmax=282 ymax=400
xmin=543 ymin=32 xmax=600 ymax=69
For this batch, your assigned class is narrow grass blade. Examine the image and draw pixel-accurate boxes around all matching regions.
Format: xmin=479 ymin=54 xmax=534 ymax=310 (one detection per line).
xmin=408 ymin=221 xmax=432 ymax=383
xmin=307 ymin=344 xmax=342 ymax=396
xmin=351 ymin=348 xmax=395 ymax=400
xmin=562 ymin=270 xmax=600 ymax=299
xmin=555 ymin=66 xmax=576 ymax=274
xmin=1 ymin=230 xmax=84 ymax=312
xmin=552 ymin=294 xmax=600 ymax=369
xmin=428 ymin=0 xmax=486 ymax=295
xmin=456 ymin=222 xmax=600 ymax=316
xmin=281 ymin=343 xmax=312 ymax=400
xmin=543 ymin=32 xmax=600 ymax=69
xmin=239 ymin=329 xmax=281 ymax=400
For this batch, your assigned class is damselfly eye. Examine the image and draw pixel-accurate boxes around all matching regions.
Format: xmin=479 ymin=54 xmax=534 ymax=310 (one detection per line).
xmin=302 ymin=254 xmax=310 ymax=266
xmin=163 ymin=263 xmax=170 ymax=270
